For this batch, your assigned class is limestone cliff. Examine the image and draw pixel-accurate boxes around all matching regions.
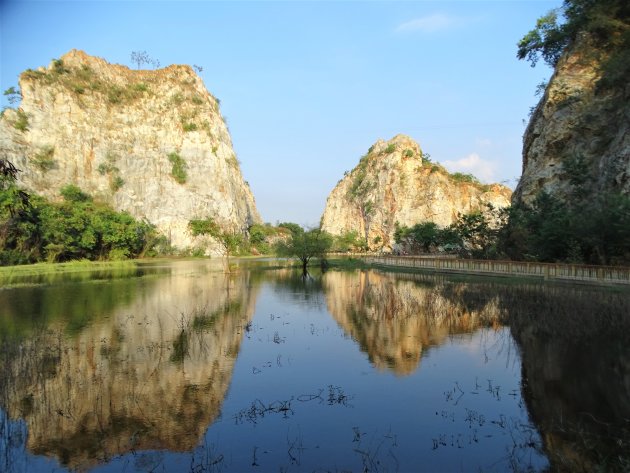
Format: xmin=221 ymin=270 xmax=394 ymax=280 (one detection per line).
xmin=514 ymin=34 xmax=630 ymax=205
xmin=321 ymin=135 xmax=511 ymax=250
xmin=0 ymin=50 xmax=260 ymax=249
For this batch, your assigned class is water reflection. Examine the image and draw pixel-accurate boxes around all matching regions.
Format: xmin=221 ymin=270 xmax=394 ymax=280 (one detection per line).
xmin=324 ymin=270 xmax=502 ymax=375
xmin=0 ymin=261 xmax=259 ymax=471
xmin=0 ymin=261 xmax=628 ymax=472
xmin=504 ymin=285 xmax=630 ymax=472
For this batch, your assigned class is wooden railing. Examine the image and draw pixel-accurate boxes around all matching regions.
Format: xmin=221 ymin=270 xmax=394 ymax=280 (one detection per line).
xmin=359 ymin=255 xmax=630 ymax=286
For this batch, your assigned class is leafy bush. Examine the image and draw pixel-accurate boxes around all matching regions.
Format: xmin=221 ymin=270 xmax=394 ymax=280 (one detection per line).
xmin=384 ymin=144 xmax=396 ymax=154
xmin=188 ymin=217 xmax=220 ymax=237
xmin=60 ymin=184 xmax=91 ymax=202
xmin=451 ymin=172 xmax=480 ymax=185
xmin=168 ymin=152 xmax=187 ymax=184
xmin=403 ymin=149 xmax=414 ymax=158
xmin=1 ymin=183 xmax=158 ymax=264
xmin=332 ymin=231 xmax=367 ymax=253
xmin=182 ymin=122 xmax=197 ymax=132
xmin=52 ymin=59 xmax=68 ymax=74
xmin=97 ymin=163 xmax=112 ymax=175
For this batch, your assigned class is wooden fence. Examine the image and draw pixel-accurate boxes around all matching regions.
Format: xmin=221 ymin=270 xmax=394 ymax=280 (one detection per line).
xmin=360 ymin=255 xmax=630 ymax=286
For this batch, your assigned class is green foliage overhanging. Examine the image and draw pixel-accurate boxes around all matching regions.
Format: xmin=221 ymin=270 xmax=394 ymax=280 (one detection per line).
xmin=517 ymin=0 xmax=630 ymax=87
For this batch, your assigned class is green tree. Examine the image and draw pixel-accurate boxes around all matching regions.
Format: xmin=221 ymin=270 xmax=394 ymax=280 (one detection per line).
xmin=410 ymin=222 xmax=441 ymax=253
xmin=3 ymin=86 xmax=21 ymax=105
xmin=188 ymin=217 xmax=243 ymax=266
xmin=333 ymin=230 xmax=367 ymax=253
xmin=517 ymin=9 xmax=568 ymax=67
xmin=277 ymin=222 xmax=304 ymax=237
xmin=450 ymin=205 xmax=507 ymax=258
xmin=275 ymin=228 xmax=333 ymax=272
xmin=2 ymin=184 xmax=156 ymax=264
xmin=517 ymin=0 xmax=630 ymax=86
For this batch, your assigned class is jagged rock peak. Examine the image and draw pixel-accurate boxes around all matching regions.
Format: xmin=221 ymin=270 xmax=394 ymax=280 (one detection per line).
xmin=367 ymin=134 xmax=422 ymax=156
xmin=0 ymin=49 xmax=261 ymax=251
xmin=321 ymin=134 xmax=511 ymax=251
xmin=58 ymin=49 xmax=201 ymax=85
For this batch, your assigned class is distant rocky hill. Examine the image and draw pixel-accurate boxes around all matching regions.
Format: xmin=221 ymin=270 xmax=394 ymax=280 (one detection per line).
xmin=514 ymin=33 xmax=630 ymax=205
xmin=321 ymin=134 xmax=511 ymax=251
xmin=0 ymin=49 xmax=260 ymax=250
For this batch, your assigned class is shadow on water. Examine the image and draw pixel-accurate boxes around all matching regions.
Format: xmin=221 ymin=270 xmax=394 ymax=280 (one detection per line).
xmin=502 ymin=285 xmax=630 ymax=473
xmin=419 ymin=275 xmax=630 ymax=472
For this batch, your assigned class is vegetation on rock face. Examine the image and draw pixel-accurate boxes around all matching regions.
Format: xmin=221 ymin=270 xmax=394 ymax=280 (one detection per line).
xmin=31 ymin=146 xmax=55 ymax=171
xmin=12 ymin=109 xmax=29 ymax=132
xmin=23 ymin=60 xmax=151 ymax=105
xmin=168 ymin=152 xmax=187 ymax=184
xmin=517 ymin=0 xmax=630 ymax=87
xmin=96 ymin=153 xmax=125 ymax=192
xmin=0 ymin=181 xmax=158 ymax=265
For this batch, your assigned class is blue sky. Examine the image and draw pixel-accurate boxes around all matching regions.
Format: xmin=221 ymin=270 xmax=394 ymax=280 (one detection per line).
xmin=1 ymin=0 xmax=559 ymax=226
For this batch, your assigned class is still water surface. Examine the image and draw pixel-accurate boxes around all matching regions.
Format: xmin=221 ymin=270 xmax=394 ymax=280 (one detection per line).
xmin=0 ymin=259 xmax=628 ymax=472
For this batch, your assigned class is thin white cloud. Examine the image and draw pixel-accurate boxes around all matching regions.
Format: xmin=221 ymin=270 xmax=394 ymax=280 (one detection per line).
xmin=475 ymin=138 xmax=492 ymax=148
xmin=443 ymin=153 xmax=496 ymax=183
xmin=396 ymin=13 xmax=457 ymax=33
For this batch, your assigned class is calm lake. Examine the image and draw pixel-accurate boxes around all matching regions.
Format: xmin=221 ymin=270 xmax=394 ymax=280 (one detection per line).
xmin=0 ymin=259 xmax=628 ymax=472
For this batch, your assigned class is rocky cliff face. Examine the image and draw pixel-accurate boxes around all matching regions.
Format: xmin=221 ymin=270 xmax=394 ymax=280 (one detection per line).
xmin=321 ymin=135 xmax=511 ymax=250
xmin=513 ymin=34 xmax=630 ymax=205
xmin=0 ymin=50 xmax=260 ymax=249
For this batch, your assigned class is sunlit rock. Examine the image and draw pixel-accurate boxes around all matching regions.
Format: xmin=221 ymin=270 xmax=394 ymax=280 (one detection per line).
xmin=0 ymin=50 xmax=261 ymax=251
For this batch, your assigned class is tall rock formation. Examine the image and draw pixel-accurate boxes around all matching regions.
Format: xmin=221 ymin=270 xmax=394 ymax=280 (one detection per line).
xmin=514 ymin=34 xmax=630 ymax=205
xmin=321 ymin=134 xmax=511 ymax=250
xmin=0 ymin=50 xmax=260 ymax=249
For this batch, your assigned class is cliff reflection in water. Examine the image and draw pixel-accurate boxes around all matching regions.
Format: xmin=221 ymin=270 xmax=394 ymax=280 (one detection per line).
xmin=504 ymin=285 xmax=630 ymax=473
xmin=323 ymin=268 xmax=630 ymax=471
xmin=323 ymin=270 xmax=502 ymax=375
xmin=0 ymin=261 xmax=260 ymax=471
